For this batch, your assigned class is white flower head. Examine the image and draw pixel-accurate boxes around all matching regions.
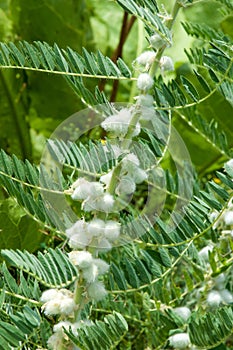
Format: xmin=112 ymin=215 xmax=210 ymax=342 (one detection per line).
xmin=87 ymin=281 xmax=108 ymax=301
xmin=42 ymin=299 xmax=61 ymax=316
xmin=122 ymin=153 xmax=140 ymax=168
xmin=173 ymin=307 xmax=191 ymax=322
xmin=214 ymin=273 xmax=225 ymax=290
xmin=87 ymin=218 xmax=105 ymax=237
xmin=219 ymin=289 xmax=233 ymax=304
xmin=169 ymin=333 xmax=190 ymax=349
xmin=135 ymin=50 xmax=156 ymax=70
xmin=82 ymin=263 xmax=99 ymax=283
xmin=47 ymin=333 xmax=62 ymax=350
xmin=66 ymin=219 xmax=86 ymax=239
xmin=100 ymin=171 xmax=113 ymax=186
xmin=116 ymin=176 xmax=136 ymax=195
xmin=224 ymin=211 xmax=233 ymax=226
xmin=149 ymin=33 xmax=168 ymax=50
xmin=101 ymin=108 xmax=131 ymax=137
xmin=137 ymin=73 xmax=154 ymax=91
xmin=40 ymin=289 xmax=61 ymax=303
xmin=97 ymin=237 xmax=112 ymax=252
xmin=198 ymin=244 xmax=213 ymax=262
xmin=132 ymin=168 xmax=148 ymax=184
xmin=136 ymin=94 xmax=154 ymax=107
xmin=53 ymin=321 xmax=78 ymax=336
xmin=98 ymin=193 xmax=115 ymax=212
xmin=207 ymin=290 xmax=222 ymax=308
xmin=59 ymin=297 xmax=76 ymax=315
xmin=68 ymin=250 xmax=93 ymax=268
xmin=93 ymin=258 xmax=110 ymax=275
xmin=68 ymin=232 xmax=89 ymax=249
xmin=160 ymin=56 xmax=174 ymax=72
xmin=104 ymin=220 xmax=121 ymax=241
xmin=71 ymin=178 xmax=91 ymax=200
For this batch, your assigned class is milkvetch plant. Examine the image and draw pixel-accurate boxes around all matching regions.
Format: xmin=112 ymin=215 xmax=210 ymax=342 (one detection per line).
xmin=0 ymin=0 xmax=233 ymax=349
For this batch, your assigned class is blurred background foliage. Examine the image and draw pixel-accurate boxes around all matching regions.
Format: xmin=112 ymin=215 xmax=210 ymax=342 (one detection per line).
xmin=0 ymin=0 xmax=232 ymax=251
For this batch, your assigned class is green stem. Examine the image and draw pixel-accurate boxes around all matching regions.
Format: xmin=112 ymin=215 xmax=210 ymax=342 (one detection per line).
xmin=74 ymin=276 xmax=86 ymax=321
xmin=149 ymin=0 xmax=183 ymax=79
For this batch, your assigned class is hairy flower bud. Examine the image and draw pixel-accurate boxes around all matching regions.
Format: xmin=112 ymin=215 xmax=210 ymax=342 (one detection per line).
xmin=149 ymin=33 xmax=168 ymax=50
xmin=169 ymin=333 xmax=190 ymax=349
xmin=137 ymin=73 xmax=154 ymax=91
xmin=160 ymin=56 xmax=174 ymax=72
xmin=87 ymin=281 xmax=108 ymax=301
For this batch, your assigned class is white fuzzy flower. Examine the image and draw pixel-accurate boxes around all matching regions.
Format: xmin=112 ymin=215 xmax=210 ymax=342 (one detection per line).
xmin=68 ymin=251 xmax=93 ymax=268
xmin=100 ymin=171 xmax=113 ymax=186
xmin=224 ymin=211 xmax=233 ymax=226
xmin=98 ymin=193 xmax=115 ymax=212
xmin=87 ymin=219 xmax=105 ymax=237
xmin=160 ymin=56 xmax=174 ymax=72
xmin=47 ymin=333 xmax=62 ymax=350
xmin=93 ymin=258 xmax=110 ymax=275
xmin=132 ymin=168 xmax=148 ymax=184
xmin=101 ymin=108 xmax=131 ymax=137
xmin=219 ymin=289 xmax=233 ymax=304
xmin=71 ymin=178 xmax=92 ymax=200
xmin=122 ymin=153 xmax=140 ymax=167
xmin=104 ymin=221 xmax=121 ymax=241
xmin=68 ymin=232 xmax=89 ymax=249
xmin=198 ymin=244 xmax=213 ymax=262
xmin=59 ymin=297 xmax=76 ymax=315
xmin=53 ymin=321 xmax=78 ymax=336
xmin=169 ymin=333 xmax=190 ymax=349
xmin=149 ymin=33 xmax=168 ymax=49
xmin=42 ymin=299 xmax=61 ymax=316
xmin=135 ymin=51 xmax=156 ymax=69
xmin=66 ymin=220 xmax=86 ymax=238
xmin=87 ymin=281 xmax=108 ymax=301
xmin=82 ymin=263 xmax=99 ymax=283
xmin=136 ymin=94 xmax=154 ymax=107
xmin=137 ymin=73 xmax=154 ymax=91
xmin=173 ymin=307 xmax=191 ymax=322
xmin=40 ymin=289 xmax=61 ymax=303
xmin=116 ymin=176 xmax=136 ymax=195
xmin=207 ymin=290 xmax=222 ymax=307
xmin=140 ymin=106 xmax=156 ymax=121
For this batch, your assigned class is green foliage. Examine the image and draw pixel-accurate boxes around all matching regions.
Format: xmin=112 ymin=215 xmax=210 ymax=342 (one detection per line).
xmin=0 ymin=0 xmax=233 ymax=349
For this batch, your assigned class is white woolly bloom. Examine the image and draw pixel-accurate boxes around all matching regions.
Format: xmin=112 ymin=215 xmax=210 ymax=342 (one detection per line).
xmin=116 ymin=176 xmax=136 ymax=195
xmin=68 ymin=251 xmax=93 ymax=268
xmin=93 ymin=258 xmax=110 ymax=275
xmin=66 ymin=220 xmax=86 ymax=239
xmin=87 ymin=281 xmax=108 ymax=301
xmin=198 ymin=244 xmax=213 ymax=262
xmin=135 ymin=51 xmax=156 ymax=69
xmin=100 ymin=171 xmax=113 ymax=186
xmin=42 ymin=299 xmax=62 ymax=316
xmin=169 ymin=333 xmax=190 ymax=349
xmin=149 ymin=33 xmax=167 ymax=49
xmin=214 ymin=273 xmax=225 ymax=290
xmin=101 ymin=108 xmax=131 ymax=137
xmin=219 ymin=289 xmax=233 ymax=304
xmin=71 ymin=178 xmax=92 ymax=200
xmin=140 ymin=106 xmax=156 ymax=121
xmin=136 ymin=94 xmax=154 ymax=107
xmin=87 ymin=219 xmax=105 ymax=237
xmin=132 ymin=168 xmax=148 ymax=184
xmin=137 ymin=73 xmax=154 ymax=91
xmin=224 ymin=211 xmax=233 ymax=226
xmin=104 ymin=221 xmax=121 ymax=241
xmin=173 ymin=307 xmax=191 ymax=322
xmin=68 ymin=232 xmax=89 ymax=249
xmin=160 ymin=56 xmax=174 ymax=72
xmin=207 ymin=290 xmax=222 ymax=307
xmin=59 ymin=297 xmax=76 ymax=315
xmin=98 ymin=193 xmax=115 ymax=212
xmin=53 ymin=321 xmax=78 ymax=336
xmin=47 ymin=333 xmax=62 ymax=350
xmin=122 ymin=153 xmax=140 ymax=167
xmin=82 ymin=263 xmax=99 ymax=283
xmin=40 ymin=289 xmax=61 ymax=303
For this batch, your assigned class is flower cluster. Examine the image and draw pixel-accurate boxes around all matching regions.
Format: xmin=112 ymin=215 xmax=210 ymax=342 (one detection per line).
xmin=169 ymin=333 xmax=190 ymax=349
xmin=71 ymin=178 xmax=115 ymax=213
xmin=66 ymin=218 xmax=121 ymax=251
xmin=41 ymin=288 xmax=76 ymax=316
